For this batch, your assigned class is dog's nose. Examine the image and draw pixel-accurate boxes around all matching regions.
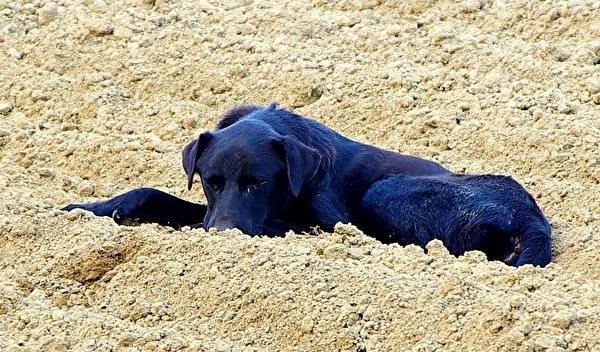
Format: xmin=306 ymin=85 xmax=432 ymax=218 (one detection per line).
xmin=214 ymin=223 xmax=233 ymax=231
xmin=211 ymin=217 xmax=236 ymax=231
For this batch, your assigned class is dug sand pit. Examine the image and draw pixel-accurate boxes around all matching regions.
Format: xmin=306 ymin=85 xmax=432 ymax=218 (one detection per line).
xmin=1 ymin=0 xmax=599 ymax=350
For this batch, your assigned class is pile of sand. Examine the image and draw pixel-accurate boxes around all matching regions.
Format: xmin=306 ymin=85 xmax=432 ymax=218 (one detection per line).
xmin=1 ymin=0 xmax=599 ymax=350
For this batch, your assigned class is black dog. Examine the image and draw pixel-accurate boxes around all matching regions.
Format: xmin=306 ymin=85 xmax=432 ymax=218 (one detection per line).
xmin=63 ymin=104 xmax=552 ymax=266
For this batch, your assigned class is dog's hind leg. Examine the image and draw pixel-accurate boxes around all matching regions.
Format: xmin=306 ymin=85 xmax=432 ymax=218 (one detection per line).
xmin=475 ymin=177 xmax=553 ymax=267
xmin=357 ymin=177 xmax=437 ymax=247
xmin=513 ymin=221 xmax=552 ymax=267
xmin=359 ymin=175 xmax=552 ymax=267
xmin=61 ymin=187 xmax=207 ymax=229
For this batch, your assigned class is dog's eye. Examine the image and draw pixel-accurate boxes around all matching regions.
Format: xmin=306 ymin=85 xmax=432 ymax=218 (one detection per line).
xmin=243 ymin=180 xmax=266 ymax=193
xmin=206 ymin=176 xmax=224 ymax=192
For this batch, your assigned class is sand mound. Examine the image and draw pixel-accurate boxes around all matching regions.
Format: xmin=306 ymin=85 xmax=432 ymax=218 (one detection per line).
xmin=1 ymin=0 xmax=599 ymax=350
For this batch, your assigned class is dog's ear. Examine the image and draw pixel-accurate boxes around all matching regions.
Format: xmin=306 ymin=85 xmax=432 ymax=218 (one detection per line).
xmin=272 ymin=137 xmax=321 ymax=197
xmin=182 ymin=132 xmax=213 ymax=190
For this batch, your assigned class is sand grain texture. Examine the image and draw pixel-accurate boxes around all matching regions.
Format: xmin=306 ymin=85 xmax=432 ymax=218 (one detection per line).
xmin=1 ymin=0 xmax=599 ymax=351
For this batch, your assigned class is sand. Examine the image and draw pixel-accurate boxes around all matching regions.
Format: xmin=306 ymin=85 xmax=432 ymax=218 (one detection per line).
xmin=1 ymin=0 xmax=599 ymax=350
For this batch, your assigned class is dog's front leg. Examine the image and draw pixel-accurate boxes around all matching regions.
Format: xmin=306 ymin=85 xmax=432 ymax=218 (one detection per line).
xmin=260 ymin=218 xmax=314 ymax=236
xmin=306 ymin=194 xmax=351 ymax=232
xmin=61 ymin=187 xmax=207 ymax=229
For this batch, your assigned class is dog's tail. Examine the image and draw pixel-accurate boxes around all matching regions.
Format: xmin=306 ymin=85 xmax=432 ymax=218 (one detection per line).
xmin=515 ymin=219 xmax=552 ymax=267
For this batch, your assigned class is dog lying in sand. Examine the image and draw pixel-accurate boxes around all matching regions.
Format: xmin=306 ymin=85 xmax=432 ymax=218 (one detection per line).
xmin=63 ymin=103 xmax=552 ymax=266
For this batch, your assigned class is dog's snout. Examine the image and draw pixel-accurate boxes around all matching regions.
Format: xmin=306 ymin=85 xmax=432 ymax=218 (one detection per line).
xmin=214 ymin=222 xmax=234 ymax=231
xmin=207 ymin=214 xmax=262 ymax=235
xmin=211 ymin=216 xmax=236 ymax=231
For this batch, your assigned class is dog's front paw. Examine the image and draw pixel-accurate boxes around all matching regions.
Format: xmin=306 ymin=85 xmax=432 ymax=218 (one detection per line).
xmin=60 ymin=200 xmax=119 ymax=218
xmin=61 ymin=203 xmax=102 ymax=214
xmin=60 ymin=204 xmax=80 ymax=212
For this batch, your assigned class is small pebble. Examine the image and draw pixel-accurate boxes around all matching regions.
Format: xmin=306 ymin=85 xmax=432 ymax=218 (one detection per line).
xmin=0 ymin=102 xmax=13 ymax=115
xmin=77 ymin=181 xmax=95 ymax=197
xmin=86 ymin=19 xmax=114 ymax=36
xmin=38 ymin=2 xmax=58 ymax=25
xmin=8 ymin=48 xmax=22 ymax=60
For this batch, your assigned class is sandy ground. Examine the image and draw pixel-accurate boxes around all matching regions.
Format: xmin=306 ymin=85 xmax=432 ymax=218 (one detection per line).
xmin=1 ymin=0 xmax=599 ymax=351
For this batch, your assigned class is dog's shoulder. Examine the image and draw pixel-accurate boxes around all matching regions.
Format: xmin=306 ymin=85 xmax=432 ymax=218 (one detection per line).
xmin=216 ymin=105 xmax=264 ymax=130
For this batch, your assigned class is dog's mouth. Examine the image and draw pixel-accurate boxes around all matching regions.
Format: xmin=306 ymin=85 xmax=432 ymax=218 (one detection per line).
xmin=202 ymin=221 xmax=263 ymax=236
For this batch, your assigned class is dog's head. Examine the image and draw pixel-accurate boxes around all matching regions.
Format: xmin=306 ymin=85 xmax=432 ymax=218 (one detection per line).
xmin=182 ymin=119 xmax=321 ymax=235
